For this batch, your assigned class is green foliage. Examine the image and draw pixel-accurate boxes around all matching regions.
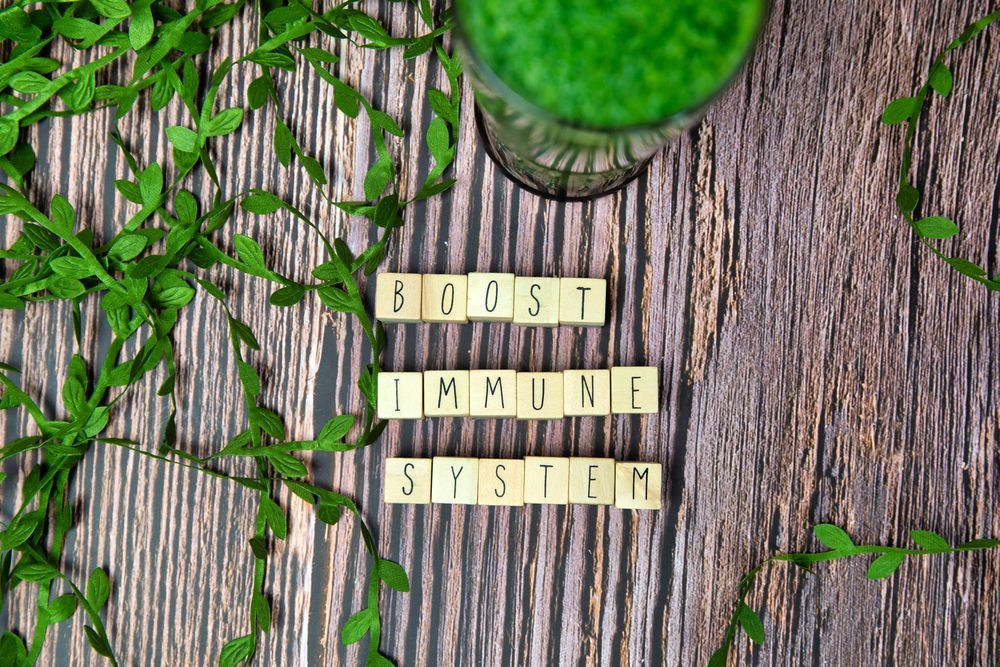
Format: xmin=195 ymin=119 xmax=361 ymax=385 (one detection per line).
xmin=0 ymin=1 xmax=462 ymax=664
xmin=709 ymin=523 xmax=1000 ymax=665
xmin=882 ymin=9 xmax=1000 ymax=291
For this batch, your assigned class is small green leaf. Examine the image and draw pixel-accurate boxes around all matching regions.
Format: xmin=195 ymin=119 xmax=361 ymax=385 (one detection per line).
xmin=0 ymin=631 xmax=28 ymax=664
xmin=9 ymin=71 xmax=51 ymax=94
xmin=425 ymin=117 xmax=451 ymax=163
xmin=370 ymin=110 xmax=404 ymax=137
xmin=957 ymin=538 xmax=1000 ymax=550
xmin=139 ymin=163 xmax=162 ymax=207
xmin=881 ymin=97 xmax=916 ymax=124
xmin=0 ymin=118 xmax=19 ymax=157
xmin=928 ymin=63 xmax=953 ymax=96
xmin=109 ymin=234 xmax=148 ymax=261
xmin=910 ymin=530 xmax=949 ymax=550
xmin=378 ymin=559 xmax=409 ymax=592
xmin=737 ymin=602 xmax=765 ymax=644
xmin=50 ymin=256 xmax=95 ymax=279
xmin=427 ymin=88 xmax=457 ymax=126
xmin=251 ymin=592 xmax=272 ymax=631
xmin=46 ymin=276 xmax=86 ymax=299
xmin=0 ymin=293 xmax=25 ymax=310
xmin=260 ymin=498 xmax=287 ymax=539
xmin=247 ymin=76 xmax=274 ymax=110
xmin=318 ymin=286 xmax=355 ymax=312
xmin=83 ymin=626 xmax=114 ymax=659
xmin=86 ymin=567 xmax=111 ymax=609
xmin=89 ymin=0 xmax=130 ymax=19
xmin=316 ymin=502 xmax=341 ymax=525
xmin=206 ymin=108 xmax=244 ymax=137
xmin=83 ymin=407 xmax=110 ymax=438
xmin=813 ymin=524 xmax=854 ymax=550
xmin=913 ymin=215 xmax=959 ymax=239
xmin=266 ymin=451 xmax=307 ymax=478
xmin=248 ymin=536 xmax=267 ymax=560
xmin=46 ymin=594 xmax=78 ymax=623
xmin=317 ymin=415 xmax=354 ymax=443
xmin=129 ymin=0 xmax=155 ymax=49
xmin=895 ymin=183 xmax=919 ymax=213
xmin=50 ymin=195 xmax=75 ymax=232
xmin=166 ymin=126 xmax=198 ymax=153
xmin=154 ymin=283 xmax=195 ymax=308
xmin=340 ymin=609 xmax=371 ymax=645
xmin=251 ymin=406 xmax=285 ymax=440
xmin=228 ymin=316 xmax=260 ymax=351
xmin=298 ymin=153 xmax=327 ymax=186
xmin=233 ymin=235 xmax=266 ymax=270
xmin=61 ymin=376 xmax=86 ymax=416
xmin=241 ymin=192 xmax=283 ymax=215
xmin=367 ymin=652 xmax=395 ymax=667
xmin=707 ymin=647 xmax=729 ymax=667
xmin=2 ymin=512 xmax=41 ymax=549
xmin=363 ymin=156 xmax=392 ymax=201
xmin=269 ymin=284 xmax=305 ymax=307
xmin=68 ymin=73 xmax=96 ymax=111
xmin=247 ymin=52 xmax=296 ymax=70
xmin=944 ymin=256 xmax=986 ymax=278
xmin=866 ymin=552 xmax=905 ymax=580
xmin=218 ymin=634 xmax=255 ymax=667
xmin=273 ymin=120 xmax=293 ymax=166
xmin=237 ymin=361 xmax=260 ymax=397
xmin=14 ymin=561 xmax=60 ymax=583
xmin=284 ymin=481 xmax=317 ymax=505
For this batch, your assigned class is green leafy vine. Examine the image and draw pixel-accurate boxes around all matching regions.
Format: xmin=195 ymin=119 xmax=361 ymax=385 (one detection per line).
xmin=882 ymin=9 xmax=1000 ymax=290
xmin=0 ymin=0 xmax=460 ymax=664
xmin=709 ymin=524 xmax=1000 ymax=665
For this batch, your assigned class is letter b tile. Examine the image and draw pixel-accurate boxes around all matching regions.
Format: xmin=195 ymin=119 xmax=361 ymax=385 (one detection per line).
xmin=375 ymin=273 xmax=422 ymax=323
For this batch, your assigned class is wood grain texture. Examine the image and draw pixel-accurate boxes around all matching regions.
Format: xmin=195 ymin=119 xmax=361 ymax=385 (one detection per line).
xmin=3 ymin=0 xmax=1000 ymax=665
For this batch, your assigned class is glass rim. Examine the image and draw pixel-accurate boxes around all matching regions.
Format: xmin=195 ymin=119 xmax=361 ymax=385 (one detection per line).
xmin=451 ymin=0 xmax=769 ymax=135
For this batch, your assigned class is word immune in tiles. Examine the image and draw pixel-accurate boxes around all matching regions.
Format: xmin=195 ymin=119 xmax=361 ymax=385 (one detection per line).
xmin=374 ymin=272 xmax=606 ymax=326
xmin=377 ymin=367 xmax=659 ymax=420
xmin=384 ymin=458 xmax=661 ymax=509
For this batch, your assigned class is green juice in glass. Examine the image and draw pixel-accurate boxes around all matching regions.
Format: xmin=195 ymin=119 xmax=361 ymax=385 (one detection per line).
xmin=455 ymin=0 xmax=765 ymax=198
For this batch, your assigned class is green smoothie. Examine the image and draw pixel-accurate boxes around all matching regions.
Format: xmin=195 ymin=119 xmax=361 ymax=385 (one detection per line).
xmin=457 ymin=0 xmax=764 ymax=129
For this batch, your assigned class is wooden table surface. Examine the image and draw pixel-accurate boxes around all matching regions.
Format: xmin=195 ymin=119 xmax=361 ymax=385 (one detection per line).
xmin=3 ymin=0 xmax=999 ymax=665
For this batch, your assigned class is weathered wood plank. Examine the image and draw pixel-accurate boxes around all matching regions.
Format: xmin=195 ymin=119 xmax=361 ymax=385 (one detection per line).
xmin=2 ymin=0 xmax=998 ymax=665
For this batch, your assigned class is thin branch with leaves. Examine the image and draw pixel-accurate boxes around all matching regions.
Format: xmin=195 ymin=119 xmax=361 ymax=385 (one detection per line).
xmin=709 ymin=524 xmax=1000 ymax=665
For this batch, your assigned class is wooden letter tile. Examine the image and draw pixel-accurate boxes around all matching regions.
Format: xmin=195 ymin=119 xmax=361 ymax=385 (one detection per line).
xmin=374 ymin=273 xmax=422 ymax=323
xmin=469 ymin=370 xmax=518 ymax=418
xmin=477 ymin=459 xmax=525 ymax=506
xmin=421 ymin=274 xmax=468 ymax=323
xmin=376 ymin=372 xmax=423 ymax=420
xmin=563 ymin=369 xmax=611 ymax=416
xmin=568 ymin=457 xmax=615 ymax=505
xmin=610 ymin=366 xmax=659 ymax=414
xmin=431 ymin=457 xmax=479 ymax=504
xmin=467 ymin=272 xmax=515 ymax=322
xmin=558 ymin=278 xmax=607 ymax=326
xmin=512 ymin=277 xmax=560 ymax=327
xmin=423 ymin=371 xmax=470 ymax=417
xmin=516 ymin=372 xmax=564 ymax=419
xmin=383 ymin=458 xmax=432 ymax=504
xmin=522 ymin=457 xmax=569 ymax=504
xmin=614 ymin=462 xmax=662 ymax=510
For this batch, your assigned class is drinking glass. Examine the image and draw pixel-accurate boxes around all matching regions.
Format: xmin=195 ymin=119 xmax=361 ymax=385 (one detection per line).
xmin=453 ymin=1 xmax=766 ymax=200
